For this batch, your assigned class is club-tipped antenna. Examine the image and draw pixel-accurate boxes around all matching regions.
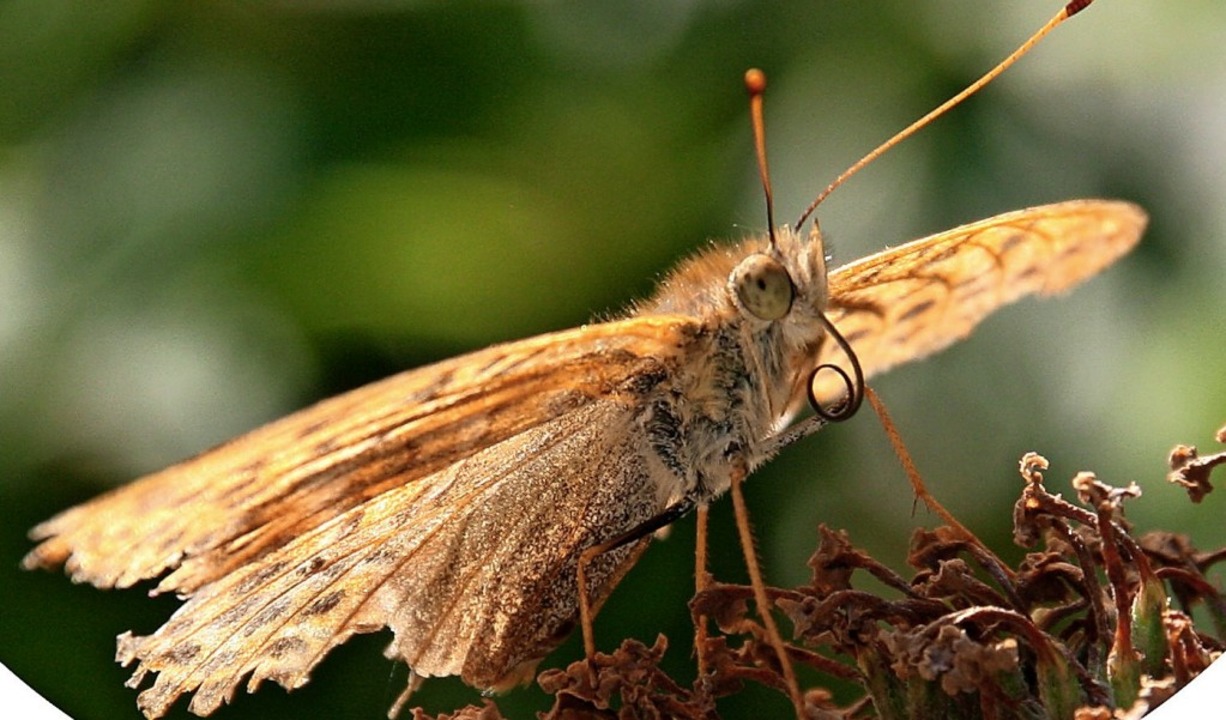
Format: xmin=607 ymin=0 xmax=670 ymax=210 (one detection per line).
xmin=794 ymin=0 xmax=1097 ymax=230
xmin=745 ymin=68 xmax=778 ymax=250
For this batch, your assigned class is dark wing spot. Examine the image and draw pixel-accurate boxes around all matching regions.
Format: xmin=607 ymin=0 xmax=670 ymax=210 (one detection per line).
xmin=211 ymin=596 xmax=260 ymax=632
xmin=313 ymin=438 xmax=340 ymax=455
xmin=842 ymin=327 xmax=872 ymax=345
xmin=249 ymin=598 xmax=292 ymax=631
xmin=304 ymin=590 xmax=346 ymax=617
xmin=235 ymin=561 xmax=289 ymax=595
xmin=926 ymin=246 xmax=959 ymax=263
xmin=296 ymin=557 xmax=327 ymax=577
xmin=267 ymin=636 xmax=307 ymax=659
xmin=167 ymin=642 xmax=201 ymax=664
xmin=1015 ymin=265 xmax=1042 ymax=283
xmin=300 ymin=419 xmax=329 ymax=437
xmin=1001 ymin=233 xmax=1026 ymax=253
xmin=897 ymin=299 xmax=936 ymax=323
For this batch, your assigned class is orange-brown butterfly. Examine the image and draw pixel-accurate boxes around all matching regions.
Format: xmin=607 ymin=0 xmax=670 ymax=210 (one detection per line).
xmin=23 ymin=2 xmax=1144 ymax=718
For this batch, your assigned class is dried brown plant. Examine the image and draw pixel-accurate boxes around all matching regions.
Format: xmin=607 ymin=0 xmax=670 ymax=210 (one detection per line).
xmin=413 ymin=426 xmax=1225 ymax=719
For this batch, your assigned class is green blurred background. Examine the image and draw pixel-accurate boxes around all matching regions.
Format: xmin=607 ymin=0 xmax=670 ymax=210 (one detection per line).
xmin=2 ymin=1 xmax=1223 ymax=718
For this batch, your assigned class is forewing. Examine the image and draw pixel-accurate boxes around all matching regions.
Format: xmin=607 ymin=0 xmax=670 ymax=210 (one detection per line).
xmin=25 ymin=315 xmax=701 ymax=595
xmin=113 ymin=400 xmax=664 ymax=719
xmin=809 ymin=200 xmax=1146 ymax=404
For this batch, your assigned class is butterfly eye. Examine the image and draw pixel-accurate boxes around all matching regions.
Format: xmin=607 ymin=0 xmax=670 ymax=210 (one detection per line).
xmin=731 ymin=253 xmax=795 ymax=321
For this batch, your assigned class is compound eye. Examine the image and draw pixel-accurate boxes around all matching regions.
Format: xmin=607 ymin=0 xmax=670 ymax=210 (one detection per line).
xmin=731 ymin=253 xmax=795 ymax=321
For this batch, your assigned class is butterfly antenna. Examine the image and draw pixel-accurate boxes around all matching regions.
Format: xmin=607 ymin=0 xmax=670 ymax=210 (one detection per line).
xmin=795 ymin=0 xmax=1097 ymax=230
xmin=745 ymin=69 xmax=778 ymax=250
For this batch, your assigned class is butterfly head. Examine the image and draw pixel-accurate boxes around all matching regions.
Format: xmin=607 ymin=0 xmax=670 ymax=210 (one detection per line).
xmin=728 ymin=224 xmax=828 ymax=333
xmin=645 ymin=223 xmax=829 ymax=339
xmin=644 ymin=222 xmax=831 ymax=359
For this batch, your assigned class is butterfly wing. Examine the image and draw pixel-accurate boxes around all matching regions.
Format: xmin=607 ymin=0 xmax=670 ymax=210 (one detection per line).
xmin=25 ymin=315 xmax=703 ymax=598
xmin=809 ymin=200 xmax=1146 ymax=404
xmin=114 ymin=399 xmax=663 ymax=718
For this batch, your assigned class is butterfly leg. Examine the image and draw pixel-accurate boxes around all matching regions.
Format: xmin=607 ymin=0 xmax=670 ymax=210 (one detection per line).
xmin=863 ymin=386 xmax=1013 ymax=583
xmin=692 ymin=504 xmax=712 ymax=680
xmin=727 ymin=457 xmax=805 ymax=717
xmin=757 ymin=411 xmax=830 ymax=461
xmin=386 ymin=668 xmax=423 ymax=719
xmin=575 ymin=496 xmax=697 ymax=675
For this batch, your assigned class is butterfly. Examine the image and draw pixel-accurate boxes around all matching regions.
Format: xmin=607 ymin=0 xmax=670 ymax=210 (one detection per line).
xmin=23 ymin=196 xmax=1145 ymax=718
xmin=23 ymin=2 xmax=1140 ymax=713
